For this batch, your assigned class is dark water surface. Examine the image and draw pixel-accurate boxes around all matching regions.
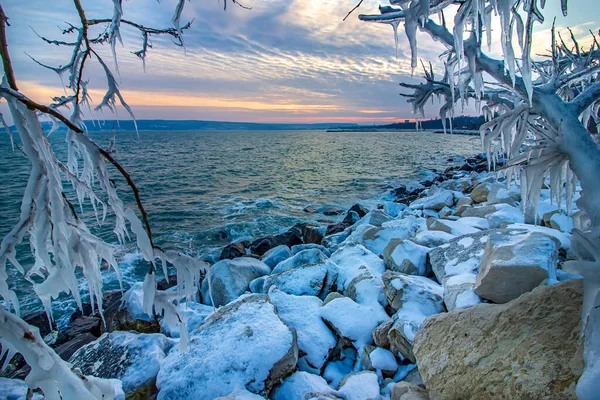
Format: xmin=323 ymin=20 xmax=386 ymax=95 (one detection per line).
xmin=0 ymin=129 xmax=480 ymax=321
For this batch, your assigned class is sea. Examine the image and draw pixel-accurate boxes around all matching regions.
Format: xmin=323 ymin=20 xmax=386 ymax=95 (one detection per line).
xmin=0 ymin=129 xmax=481 ymax=324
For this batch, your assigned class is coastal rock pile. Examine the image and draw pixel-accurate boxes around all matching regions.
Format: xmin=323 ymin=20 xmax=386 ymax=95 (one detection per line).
xmin=4 ymin=157 xmax=588 ymax=399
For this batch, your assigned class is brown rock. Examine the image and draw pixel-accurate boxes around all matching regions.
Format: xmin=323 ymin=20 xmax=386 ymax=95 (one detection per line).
xmin=391 ymin=382 xmax=429 ymax=400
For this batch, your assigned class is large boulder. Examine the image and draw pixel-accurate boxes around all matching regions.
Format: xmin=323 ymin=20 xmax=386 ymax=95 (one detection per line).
xmin=200 ymin=257 xmax=271 ymax=307
xmin=69 ymin=331 xmax=175 ymax=398
xmin=157 ymin=295 xmax=298 ymax=399
xmin=348 ymin=218 xmax=423 ymax=256
xmin=220 ymin=241 xmax=248 ymax=260
xmin=382 ymin=271 xmax=444 ymax=314
xmin=474 ymin=231 xmax=559 ymax=303
xmin=391 ymin=382 xmax=429 ymax=400
xmin=261 ymin=245 xmax=292 ymax=269
xmin=413 ymin=279 xmax=584 ymax=400
xmin=272 ymin=248 xmax=328 ymax=274
xmin=470 ymin=183 xmax=490 ymax=203
xmin=261 ymin=260 xmax=338 ymax=298
xmin=330 ymin=244 xmax=386 ymax=291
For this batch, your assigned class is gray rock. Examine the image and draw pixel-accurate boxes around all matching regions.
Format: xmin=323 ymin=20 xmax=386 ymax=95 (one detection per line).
xmin=323 ymin=292 xmax=345 ymax=306
xmin=372 ymin=319 xmax=393 ymax=349
xmin=474 ymin=231 xmax=559 ymax=303
xmin=413 ymin=280 xmax=584 ymax=400
xmin=200 ymin=257 xmax=271 ymax=307
xmin=470 ymin=183 xmax=490 ymax=203
xmin=55 ymin=332 xmax=97 ymax=361
xmin=461 ymin=204 xmax=498 ymax=218
xmin=391 ymin=382 xmax=429 ymax=400
xmin=261 ymin=245 xmax=292 ymax=269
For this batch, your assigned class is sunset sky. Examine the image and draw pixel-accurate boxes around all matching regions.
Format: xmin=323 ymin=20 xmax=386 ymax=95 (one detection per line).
xmin=1 ymin=0 xmax=597 ymax=124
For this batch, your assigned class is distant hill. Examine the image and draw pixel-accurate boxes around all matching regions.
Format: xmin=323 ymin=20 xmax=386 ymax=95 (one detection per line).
xmin=328 ymin=116 xmax=485 ymax=132
xmin=34 ymin=119 xmax=361 ymax=132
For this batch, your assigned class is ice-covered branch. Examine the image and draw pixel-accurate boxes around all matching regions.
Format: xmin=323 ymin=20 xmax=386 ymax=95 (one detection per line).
xmin=570 ymin=81 xmax=600 ymax=115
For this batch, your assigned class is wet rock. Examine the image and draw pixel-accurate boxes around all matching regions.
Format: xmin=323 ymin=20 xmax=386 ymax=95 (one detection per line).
xmin=54 ymin=332 xmax=97 ymax=361
xmin=261 ymin=245 xmax=292 ymax=269
xmin=322 ymin=207 xmax=345 ymax=216
xmin=220 ymin=241 xmax=248 ymax=260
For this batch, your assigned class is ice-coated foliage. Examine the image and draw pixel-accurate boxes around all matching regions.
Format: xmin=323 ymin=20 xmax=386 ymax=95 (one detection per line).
xmin=0 ymin=306 xmax=123 ymax=399
xmin=356 ymin=0 xmax=600 ymax=396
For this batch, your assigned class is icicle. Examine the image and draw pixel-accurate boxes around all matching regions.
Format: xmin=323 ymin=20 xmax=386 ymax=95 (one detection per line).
xmin=142 ymin=272 xmax=156 ymax=317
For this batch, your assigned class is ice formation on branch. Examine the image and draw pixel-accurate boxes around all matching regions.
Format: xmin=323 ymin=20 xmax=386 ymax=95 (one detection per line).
xmin=355 ymin=0 xmax=600 ymax=397
xmin=0 ymin=306 xmax=123 ymax=399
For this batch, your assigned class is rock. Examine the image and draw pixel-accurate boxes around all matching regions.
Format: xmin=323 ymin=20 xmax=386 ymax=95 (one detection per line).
xmin=160 ymin=301 xmax=214 ymax=338
xmin=428 ymin=229 xmax=491 ymax=283
xmin=409 ymin=190 xmax=454 ymax=211
xmin=157 ymin=295 xmax=298 ymax=399
xmin=345 ymin=274 xmax=386 ymax=307
xmin=337 ymin=371 xmax=381 ymax=399
xmin=22 ymin=310 xmax=56 ymax=339
xmin=330 ymin=244 xmax=385 ymax=291
xmin=261 ymin=245 xmax=292 ymax=269
xmin=273 ymin=371 xmax=336 ymax=400
xmin=487 ymin=204 xmax=524 ymax=228
xmin=323 ymin=292 xmax=345 ymax=306
xmin=303 ymin=205 xmax=319 ymax=214
xmin=383 ymin=202 xmax=407 ymax=218
xmin=322 ymin=207 xmax=345 ymax=216
xmin=475 ymin=231 xmax=559 ymax=303
xmin=322 ymin=231 xmax=351 ymax=252
xmin=268 ymin=289 xmax=336 ymax=374
xmin=487 ymin=183 xmax=518 ymax=206
xmin=361 ymin=345 xmax=398 ymax=376
xmin=391 ymin=382 xmax=429 ymax=400
xmin=291 ymin=244 xmax=331 ymax=257
xmin=215 ymin=390 xmax=267 ymax=399
xmin=303 ymin=225 xmax=326 ymax=244
xmin=461 ymin=204 xmax=498 ymax=218
xmin=470 ymin=183 xmax=490 ymax=203
xmin=0 ymin=378 xmax=44 ymax=400
xmin=200 ymin=257 xmax=271 ymax=307
xmin=326 ymin=222 xmax=350 ymax=236
xmin=347 ymin=203 xmax=369 ymax=219
xmin=443 ymin=274 xmax=481 ymax=311
xmin=550 ymin=213 xmax=574 ymax=233
xmin=438 ymin=206 xmax=452 ymax=218
xmin=54 ymin=332 xmax=97 ymax=361
xmin=320 ymin=297 xmax=389 ymax=347
xmin=56 ymin=315 xmax=100 ymax=346
xmin=347 ymin=218 xmax=423 ymax=256
xmin=403 ymin=367 xmax=424 ymax=387
xmin=70 ymin=331 xmax=175 ymax=397
xmin=220 ymin=242 xmax=248 ymax=260
xmin=249 ymin=276 xmax=266 ymax=293
xmin=502 ymin=223 xmax=571 ymax=250
xmin=456 ymin=197 xmax=473 ymax=207
xmin=372 ymin=319 xmax=393 ymax=349
xmin=357 ymin=210 xmax=393 ymax=227
xmin=413 ymin=280 xmax=584 ymax=400
xmin=452 ymin=204 xmax=472 ymax=217
xmin=412 ymin=230 xmax=455 ymax=247
xmin=261 ymin=260 xmax=338 ymax=298
xmin=342 ymin=211 xmax=361 ymax=225
xmin=104 ymin=285 xmax=159 ymax=334
xmin=272 ymin=249 xmax=328 ymax=274
xmin=426 ymin=218 xmax=481 ymax=236
xmin=250 ymin=230 xmax=303 ymax=256
xmin=382 ymin=239 xmax=430 ymax=276
xmin=382 ymin=271 xmax=444 ymax=314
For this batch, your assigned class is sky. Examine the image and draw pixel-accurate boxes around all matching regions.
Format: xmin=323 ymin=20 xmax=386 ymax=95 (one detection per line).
xmin=0 ymin=0 xmax=598 ymax=124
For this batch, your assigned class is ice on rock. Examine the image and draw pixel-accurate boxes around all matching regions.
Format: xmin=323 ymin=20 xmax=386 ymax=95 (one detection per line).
xmin=268 ymin=288 xmax=336 ymax=374
xmin=272 ymin=248 xmax=328 ymax=274
xmin=261 ymin=259 xmax=338 ymax=298
xmin=261 ymin=245 xmax=292 ymax=269
xmin=383 ymin=239 xmax=431 ymax=276
xmin=157 ymin=295 xmax=297 ymax=399
xmin=505 ymin=223 xmax=571 ymax=250
xmin=357 ymin=218 xmax=424 ymax=256
xmin=330 ymin=244 xmax=386 ymax=291
xmin=412 ymin=229 xmax=456 ymax=247
xmin=272 ymin=371 xmax=336 ymax=400
xmin=69 ymin=331 xmax=175 ymax=395
xmin=320 ymin=297 xmax=389 ymax=349
xmin=160 ymin=301 xmax=214 ymax=338
xmin=550 ymin=213 xmax=574 ymax=233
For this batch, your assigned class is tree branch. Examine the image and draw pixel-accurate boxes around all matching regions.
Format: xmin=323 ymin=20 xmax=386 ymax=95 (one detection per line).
xmin=0 ymin=5 xmax=18 ymax=90
xmin=570 ymin=81 xmax=600 ymax=115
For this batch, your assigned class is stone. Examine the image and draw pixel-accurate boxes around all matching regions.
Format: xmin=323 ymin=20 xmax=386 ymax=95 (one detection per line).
xmin=347 ymin=203 xmax=369 ymax=219
xmin=323 ymin=292 xmax=345 ymax=306
xmin=346 ymin=218 xmax=423 ymax=256
xmin=372 ymin=319 xmax=393 ymax=349
xmin=456 ymin=197 xmax=473 ymax=207
xmin=361 ymin=345 xmax=398 ymax=377
xmin=291 ymin=244 xmax=331 ymax=257
xmin=443 ymin=274 xmax=481 ymax=311
xmin=70 ymin=331 xmax=175 ymax=397
xmin=261 ymin=245 xmax=292 ymax=269
xmin=336 ymin=371 xmax=381 ymax=399
xmin=322 ymin=207 xmax=345 ymax=216
xmin=426 ymin=218 xmax=481 ymax=236
xmin=157 ymin=295 xmax=298 ymax=399
xmin=215 ymin=390 xmax=267 ymax=399
xmin=470 ymin=183 xmax=490 ymax=203
xmin=486 ymin=204 xmax=524 ymax=228
xmin=54 ymin=332 xmax=97 ymax=361
xmin=382 ymin=239 xmax=430 ymax=276
xmin=220 ymin=242 xmax=248 ymax=260
xmin=103 ymin=287 xmax=159 ymax=334
xmin=357 ymin=209 xmax=393 ymax=227
xmin=391 ymin=382 xmax=429 ymax=400
xmin=261 ymin=260 xmax=338 ymax=299
xmin=382 ymin=271 xmax=444 ymax=314
xmin=303 ymin=225 xmax=326 ymax=244
xmin=409 ymin=190 xmax=454 ymax=211
xmin=412 ymin=230 xmax=455 ymax=247
xmin=325 ymin=222 xmax=350 ymax=236
xmin=200 ymin=257 xmax=271 ymax=307
xmin=487 ymin=183 xmax=518 ymax=206
xmin=403 ymin=368 xmax=424 ymax=387
xmin=461 ymin=205 xmax=498 ymax=218
xmin=55 ymin=315 xmax=100 ymax=347
xmin=342 ymin=211 xmax=361 ymax=225
xmin=413 ymin=280 xmax=584 ymax=400
xmin=272 ymin=248 xmax=328 ymax=274
xmin=475 ymin=231 xmax=559 ymax=303
xmin=452 ymin=203 xmax=472 ymax=216
xmin=250 ymin=230 xmax=303 ymax=256
xmin=438 ymin=206 xmax=452 ymax=218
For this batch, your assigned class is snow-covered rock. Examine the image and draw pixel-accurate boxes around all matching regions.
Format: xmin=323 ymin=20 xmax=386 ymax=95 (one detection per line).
xmin=272 ymin=248 xmax=328 ymax=274
xmin=487 ymin=183 xmax=518 ymax=206
xmin=69 ymin=331 xmax=175 ymax=397
xmin=291 ymin=244 xmax=331 ymax=257
xmin=504 ymin=223 xmax=571 ymax=249
xmin=337 ymin=371 xmax=381 ymax=399
xmin=323 ymin=347 xmax=357 ymax=388
xmin=549 ymin=213 xmax=574 ymax=233
xmin=356 ymin=209 xmax=394 ymax=227
xmin=412 ymin=229 xmax=456 ymax=247
xmin=200 ymin=257 xmax=271 ymax=307
xmin=409 ymin=190 xmax=454 ymax=211
xmin=443 ymin=274 xmax=481 ymax=311
xmin=383 ymin=201 xmax=407 ymax=218
xmin=0 ymin=378 xmax=45 ymax=400
xmin=382 ymin=239 xmax=430 ymax=276
xmin=487 ymin=204 xmax=524 ymax=228
xmin=330 ymin=244 xmax=385 ymax=291
xmin=345 ymin=274 xmax=386 ymax=307
xmin=475 ymin=231 xmax=559 ymax=303
xmin=320 ymin=297 xmax=389 ymax=348
xmin=272 ymin=371 xmax=336 ymax=400
xmin=362 ymin=345 xmax=398 ymax=376
xmin=261 ymin=245 xmax=292 ymax=269
xmin=261 ymin=260 xmax=338 ymax=298
xmin=157 ymin=295 xmax=298 ymax=399
xmin=382 ymin=271 xmax=444 ymax=315
xmin=426 ymin=218 xmax=482 ymax=236
xmin=461 ymin=204 xmax=499 ymax=218
xmin=215 ymin=390 xmax=266 ymax=400
xmin=350 ymin=218 xmax=423 ymax=256
xmin=268 ymin=288 xmax=336 ymax=374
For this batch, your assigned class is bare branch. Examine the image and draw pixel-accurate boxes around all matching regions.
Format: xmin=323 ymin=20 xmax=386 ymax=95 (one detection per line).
xmin=570 ymin=81 xmax=600 ymax=115
xmin=0 ymin=5 xmax=18 ymax=90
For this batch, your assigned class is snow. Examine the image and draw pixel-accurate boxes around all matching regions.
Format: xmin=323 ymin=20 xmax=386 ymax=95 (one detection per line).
xmin=272 ymin=371 xmax=335 ymax=400
xmin=337 ymin=371 xmax=380 ymax=399
xmin=457 ymin=217 xmax=489 ymax=230
xmin=215 ymin=389 xmax=266 ymax=400
xmin=455 ymin=288 xmax=481 ymax=309
xmin=262 ymin=260 xmax=338 ymax=297
xmin=157 ymin=295 xmax=295 ymax=399
xmin=330 ymin=244 xmax=386 ymax=291
xmin=268 ymin=288 xmax=336 ymax=373
xmin=0 ymin=378 xmax=44 ymax=400
xmin=458 ymin=237 xmax=474 ymax=248
xmin=320 ymin=297 xmax=389 ymax=348
xmin=409 ymin=190 xmax=454 ymax=211
xmin=413 ymin=229 xmax=456 ymax=247
xmin=550 ymin=214 xmax=574 ymax=233
xmin=272 ymin=248 xmax=327 ymax=274
xmin=369 ymin=347 xmax=398 ymax=372
xmin=323 ymin=346 xmax=356 ymax=388
xmin=389 ymin=275 xmax=444 ymax=317
xmin=505 ymin=224 xmax=571 ymax=249
xmin=487 ymin=205 xmax=524 ymax=228
xmin=388 ymin=240 xmax=430 ymax=275
xmin=383 ymin=201 xmax=407 ymax=217
xmin=261 ymin=245 xmax=292 ymax=269
xmin=291 ymin=244 xmax=331 ymax=257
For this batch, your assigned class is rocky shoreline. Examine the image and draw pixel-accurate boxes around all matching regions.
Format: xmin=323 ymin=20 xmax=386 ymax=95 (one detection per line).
xmin=1 ymin=153 xmax=585 ymax=399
